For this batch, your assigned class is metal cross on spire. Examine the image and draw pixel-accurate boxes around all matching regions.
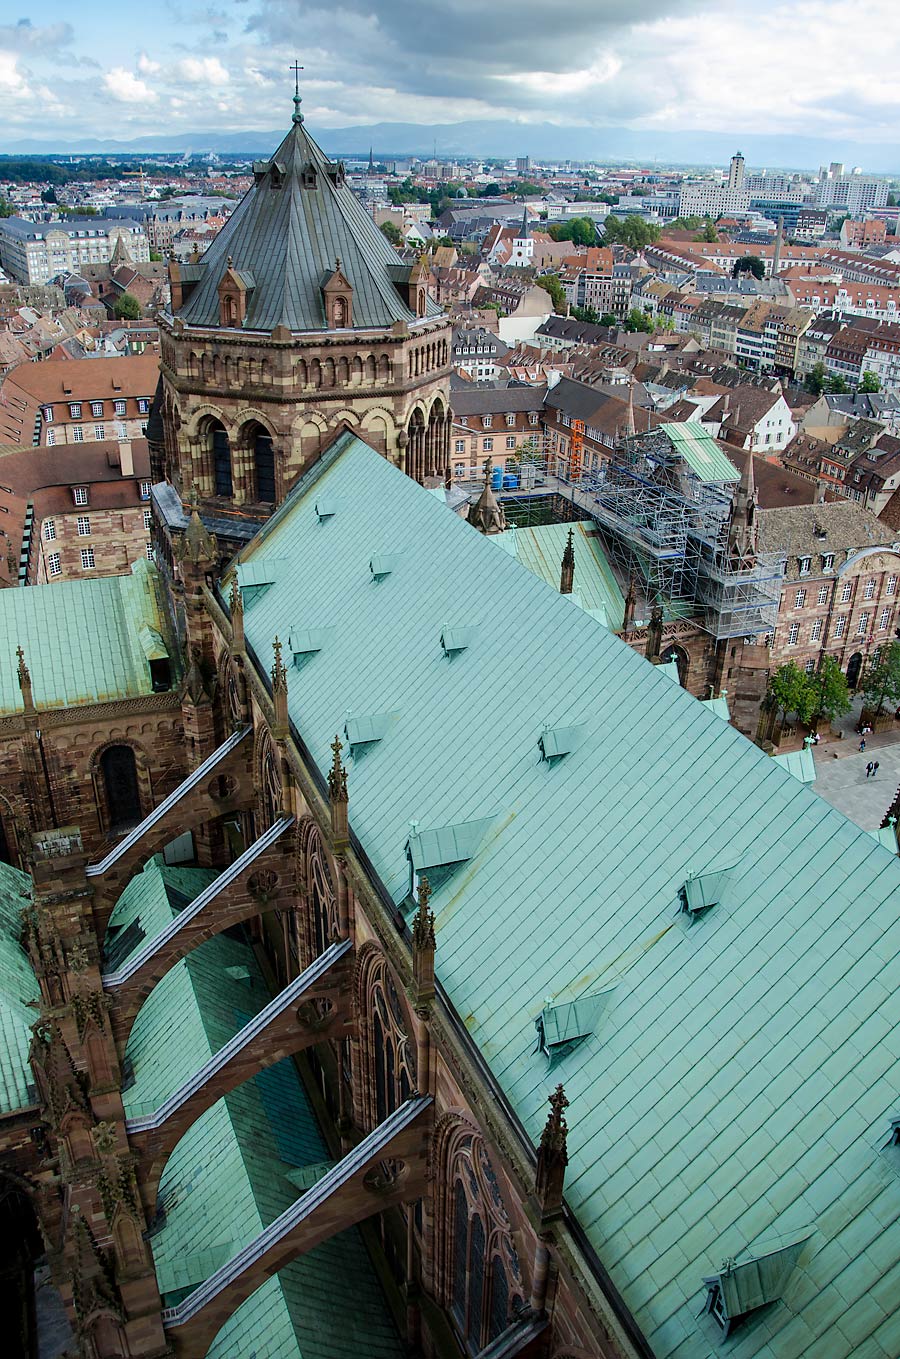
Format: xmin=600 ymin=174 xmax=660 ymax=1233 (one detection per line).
xmin=290 ymin=60 xmax=304 ymax=124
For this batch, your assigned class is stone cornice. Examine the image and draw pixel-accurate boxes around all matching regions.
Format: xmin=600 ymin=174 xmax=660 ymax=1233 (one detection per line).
xmin=0 ymin=690 xmax=180 ymax=737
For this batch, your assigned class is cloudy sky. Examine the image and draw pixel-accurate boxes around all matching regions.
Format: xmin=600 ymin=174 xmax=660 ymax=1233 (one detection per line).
xmin=1 ymin=0 xmax=899 ymax=148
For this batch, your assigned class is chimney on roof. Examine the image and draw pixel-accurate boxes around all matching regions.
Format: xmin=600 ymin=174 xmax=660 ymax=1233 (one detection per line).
xmin=118 ymin=440 xmax=133 ymax=477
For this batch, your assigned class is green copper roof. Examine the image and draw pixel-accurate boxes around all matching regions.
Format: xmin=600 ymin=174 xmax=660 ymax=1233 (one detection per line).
xmin=664 ymin=422 xmax=741 ymax=483
xmin=233 ymin=432 xmax=900 ymax=1359
xmin=499 ymin=521 xmax=625 ymax=629
xmin=0 ymin=560 xmax=174 ymax=715
xmin=176 ymin=115 xmax=440 ymax=333
xmin=0 ymin=862 xmax=39 ymax=1113
xmin=118 ymin=858 xmax=400 ymax=1359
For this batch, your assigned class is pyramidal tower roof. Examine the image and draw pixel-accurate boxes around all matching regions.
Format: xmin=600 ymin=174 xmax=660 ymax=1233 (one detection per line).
xmin=176 ymin=87 xmax=440 ymax=333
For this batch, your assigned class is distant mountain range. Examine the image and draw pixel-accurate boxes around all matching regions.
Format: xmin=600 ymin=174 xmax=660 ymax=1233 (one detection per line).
xmin=3 ymin=121 xmax=900 ymax=174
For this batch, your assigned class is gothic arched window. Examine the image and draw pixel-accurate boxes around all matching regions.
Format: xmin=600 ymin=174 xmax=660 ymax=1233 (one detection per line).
xmin=255 ymin=727 xmax=281 ymax=829
xmin=434 ymin=1121 xmax=524 ymax=1354
xmin=297 ymin=818 xmax=339 ymax=962
xmin=357 ymin=947 xmax=417 ymax=1129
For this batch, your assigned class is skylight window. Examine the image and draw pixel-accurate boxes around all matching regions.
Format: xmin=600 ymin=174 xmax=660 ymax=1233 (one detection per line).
xmin=314 ymin=496 xmax=339 ymax=520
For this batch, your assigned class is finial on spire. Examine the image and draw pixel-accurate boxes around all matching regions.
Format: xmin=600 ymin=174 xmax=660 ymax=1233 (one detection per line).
xmin=560 ymin=528 xmax=575 ymax=595
xmin=413 ymin=876 xmax=435 ymax=948
xmin=290 ymin=60 xmax=304 ymax=124
xmin=328 ymin=733 xmax=348 ymax=803
xmin=271 ymin=636 xmax=287 ymax=694
xmin=541 ymin=1083 xmax=569 ymax=1154
xmin=16 ymin=645 xmax=30 ymax=689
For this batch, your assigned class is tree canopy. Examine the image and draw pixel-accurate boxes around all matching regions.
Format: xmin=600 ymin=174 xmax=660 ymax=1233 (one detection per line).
xmin=113 ymin=292 xmax=141 ymax=320
xmin=602 ymin=216 xmax=661 ymax=250
xmin=536 ymin=273 xmax=566 ymax=313
xmin=732 ymin=255 xmax=766 ymax=280
xmin=379 ymin=220 xmax=403 ymax=245
xmin=547 ymin=217 xmax=598 ymax=246
xmin=860 ymin=642 xmax=900 ymax=715
xmin=799 ymin=656 xmax=851 ymax=728
xmin=767 ymin=657 xmax=850 ymax=729
xmin=804 ymin=361 xmax=827 ymax=396
xmin=622 ymin=307 xmax=654 ymax=333
xmin=860 ymin=370 xmax=881 ymax=393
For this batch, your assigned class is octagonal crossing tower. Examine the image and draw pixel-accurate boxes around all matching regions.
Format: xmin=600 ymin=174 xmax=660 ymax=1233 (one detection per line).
xmin=154 ymin=87 xmax=451 ymax=540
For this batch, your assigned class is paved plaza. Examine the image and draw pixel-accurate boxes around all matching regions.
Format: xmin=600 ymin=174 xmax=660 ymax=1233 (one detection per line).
xmin=811 ymin=739 xmax=900 ymax=830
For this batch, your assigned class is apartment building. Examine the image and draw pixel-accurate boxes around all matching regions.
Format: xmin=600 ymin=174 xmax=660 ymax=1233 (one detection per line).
xmin=0 ymin=354 xmax=159 ymax=447
xmin=0 ymin=217 xmax=149 ymax=285
xmin=0 ymin=438 xmax=153 ymax=585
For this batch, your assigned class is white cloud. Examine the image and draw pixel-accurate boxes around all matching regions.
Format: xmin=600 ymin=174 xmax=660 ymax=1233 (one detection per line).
xmin=174 ymin=56 xmax=228 ymax=85
xmin=0 ymin=50 xmax=28 ymax=93
xmin=137 ymin=52 xmax=161 ymax=75
xmin=103 ymin=67 xmax=158 ymax=104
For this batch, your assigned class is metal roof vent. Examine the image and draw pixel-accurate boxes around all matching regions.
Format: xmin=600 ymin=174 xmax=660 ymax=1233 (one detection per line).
xmin=314 ymin=496 xmax=339 ymax=521
xmin=289 ymin=627 xmax=332 ymax=664
xmin=534 ymin=987 xmax=615 ymax=1065
xmin=440 ymin=626 xmax=476 ymax=657
xmin=679 ymin=865 xmax=734 ymax=918
xmin=344 ymin=711 xmax=396 ymax=749
xmin=882 ymin=1116 xmax=900 ymax=1148
xmin=369 ymin=553 xmax=401 ymax=581
xmin=406 ymin=815 xmax=495 ymax=895
xmin=538 ymin=722 xmax=585 ymax=762
xmin=236 ymin=559 xmax=288 ymax=608
xmin=703 ymin=1234 xmax=811 ymax=1337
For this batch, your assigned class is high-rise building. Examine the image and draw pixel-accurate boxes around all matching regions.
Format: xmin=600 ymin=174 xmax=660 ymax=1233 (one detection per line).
xmin=727 ymin=150 xmax=745 ymax=192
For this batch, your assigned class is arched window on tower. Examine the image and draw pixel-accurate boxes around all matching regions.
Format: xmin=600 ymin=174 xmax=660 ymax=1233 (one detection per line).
xmin=253 ymin=428 xmax=276 ymax=503
xmin=100 ymin=745 xmax=141 ymax=832
xmin=209 ymin=421 xmax=233 ymax=497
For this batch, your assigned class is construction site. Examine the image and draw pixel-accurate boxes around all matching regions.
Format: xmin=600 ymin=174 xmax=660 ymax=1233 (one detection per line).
xmin=465 ymin=420 xmax=788 ymax=641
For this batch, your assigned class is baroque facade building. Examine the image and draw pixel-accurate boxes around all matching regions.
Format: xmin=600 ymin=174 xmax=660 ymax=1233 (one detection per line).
xmin=152 ymin=89 xmax=451 ymax=556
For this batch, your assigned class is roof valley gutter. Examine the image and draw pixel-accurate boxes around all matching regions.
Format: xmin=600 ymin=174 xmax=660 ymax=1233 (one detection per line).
xmin=218 ymin=584 xmax=653 ymax=1359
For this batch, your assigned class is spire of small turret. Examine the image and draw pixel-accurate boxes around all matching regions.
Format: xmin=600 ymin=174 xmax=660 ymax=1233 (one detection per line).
xmin=625 ymin=377 xmax=636 ymax=438
xmin=469 ymin=459 xmax=507 ymax=535
xmin=560 ymin=528 xmax=575 ymax=595
xmin=290 ymin=59 xmax=304 ymax=124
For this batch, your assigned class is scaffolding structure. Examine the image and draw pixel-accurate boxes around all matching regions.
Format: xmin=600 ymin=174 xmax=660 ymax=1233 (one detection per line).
xmin=465 ymin=427 xmax=786 ymax=640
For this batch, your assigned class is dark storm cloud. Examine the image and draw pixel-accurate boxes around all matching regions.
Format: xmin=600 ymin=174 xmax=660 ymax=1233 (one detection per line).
xmin=243 ymin=0 xmax=697 ymax=102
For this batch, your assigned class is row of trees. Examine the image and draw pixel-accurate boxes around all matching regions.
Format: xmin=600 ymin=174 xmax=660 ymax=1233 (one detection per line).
xmin=601 ymin=216 xmax=661 ymax=250
xmin=803 ymin=363 xmax=881 ymax=397
xmin=767 ymin=642 xmax=900 ymax=729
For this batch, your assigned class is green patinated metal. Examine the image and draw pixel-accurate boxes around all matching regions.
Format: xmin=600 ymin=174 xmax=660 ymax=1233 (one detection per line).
xmin=0 ymin=861 xmax=39 ymax=1113
xmin=231 ymin=432 xmax=900 ymax=1359
xmin=0 ymin=559 xmax=174 ymax=714
xmin=111 ymin=858 xmax=401 ymax=1358
xmin=500 ymin=521 xmax=626 ymax=629
xmin=664 ymin=422 xmax=741 ymax=484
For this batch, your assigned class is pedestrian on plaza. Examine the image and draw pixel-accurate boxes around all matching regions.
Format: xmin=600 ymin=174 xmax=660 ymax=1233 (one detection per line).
xmin=859 ymin=738 xmax=867 ymax=752
xmin=866 ymin=762 xmax=874 ymax=777
xmin=873 ymin=761 xmax=880 ymax=777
